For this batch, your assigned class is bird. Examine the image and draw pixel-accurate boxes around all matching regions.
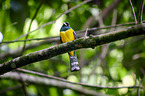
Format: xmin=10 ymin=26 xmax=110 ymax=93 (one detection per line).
xmin=60 ymin=22 xmax=80 ymax=72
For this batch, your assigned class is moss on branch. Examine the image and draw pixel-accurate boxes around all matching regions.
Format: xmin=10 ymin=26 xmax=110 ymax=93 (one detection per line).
xmin=0 ymin=24 xmax=145 ymax=75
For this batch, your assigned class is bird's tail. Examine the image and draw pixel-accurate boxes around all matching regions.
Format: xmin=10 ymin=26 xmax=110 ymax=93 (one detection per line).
xmin=69 ymin=53 xmax=80 ymax=72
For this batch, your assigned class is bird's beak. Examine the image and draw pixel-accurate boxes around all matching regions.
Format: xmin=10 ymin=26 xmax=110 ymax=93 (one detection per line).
xmin=64 ymin=22 xmax=67 ymax=26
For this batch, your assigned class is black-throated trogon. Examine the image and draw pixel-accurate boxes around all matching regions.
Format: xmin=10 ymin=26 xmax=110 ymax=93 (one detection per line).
xmin=60 ymin=22 xmax=80 ymax=72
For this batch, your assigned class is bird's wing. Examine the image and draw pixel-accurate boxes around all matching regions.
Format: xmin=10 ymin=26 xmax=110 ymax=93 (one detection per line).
xmin=73 ymin=31 xmax=78 ymax=39
xmin=60 ymin=36 xmax=63 ymax=43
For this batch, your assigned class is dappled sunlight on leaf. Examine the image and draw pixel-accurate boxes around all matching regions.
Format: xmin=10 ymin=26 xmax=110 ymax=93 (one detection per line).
xmin=67 ymin=75 xmax=79 ymax=82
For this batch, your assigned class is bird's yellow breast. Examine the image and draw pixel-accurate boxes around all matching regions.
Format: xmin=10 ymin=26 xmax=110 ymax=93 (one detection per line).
xmin=60 ymin=28 xmax=75 ymax=56
xmin=60 ymin=28 xmax=75 ymax=43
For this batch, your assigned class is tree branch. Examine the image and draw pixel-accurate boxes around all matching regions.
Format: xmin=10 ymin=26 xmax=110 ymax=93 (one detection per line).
xmin=16 ymin=68 xmax=142 ymax=89
xmin=0 ymin=37 xmax=59 ymax=62
xmin=0 ymin=72 xmax=106 ymax=96
xmin=0 ymin=24 xmax=145 ymax=75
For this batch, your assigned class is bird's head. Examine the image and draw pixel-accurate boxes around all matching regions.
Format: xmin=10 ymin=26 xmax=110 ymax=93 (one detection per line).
xmin=60 ymin=22 xmax=71 ymax=31
xmin=62 ymin=22 xmax=70 ymax=27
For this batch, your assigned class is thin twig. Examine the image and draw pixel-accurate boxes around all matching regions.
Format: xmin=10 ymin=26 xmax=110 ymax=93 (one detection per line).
xmin=85 ymin=28 xmax=88 ymax=37
xmin=77 ymin=21 xmax=138 ymax=33
xmin=17 ymin=71 xmax=28 ymax=96
xmin=21 ymin=0 xmax=45 ymax=55
xmin=111 ymin=9 xmax=117 ymax=30
xmin=0 ymin=22 xmax=17 ymax=31
xmin=0 ymin=36 xmax=59 ymax=44
xmin=0 ymin=85 xmax=27 ymax=94
xmin=137 ymin=79 xmax=142 ymax=96
xmin=138 ymin=0 xmax=145 ymax=23
xmin=16 ymin=68 xmax=142 ymax=89
xmin=88 ymin=14 xmax=105 ymax=77
xmin=129 ymin=0 xmax=137 ymax=24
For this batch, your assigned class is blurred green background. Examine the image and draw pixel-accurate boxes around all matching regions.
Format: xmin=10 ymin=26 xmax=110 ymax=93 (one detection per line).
xmin=0 ymin=0 xmax=145 ymax=96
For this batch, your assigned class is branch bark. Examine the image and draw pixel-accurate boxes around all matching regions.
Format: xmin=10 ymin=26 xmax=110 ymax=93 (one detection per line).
xmin=0 ymin=24 xmax=145 ymax=75
xmin=0 ymin=37 xmax=59 ymax=61
xmin=0 ymin=72 xmax=106 ymax=96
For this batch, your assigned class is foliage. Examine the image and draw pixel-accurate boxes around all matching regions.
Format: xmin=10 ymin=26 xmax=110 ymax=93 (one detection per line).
xmin=0 ymin=0 xmax=145 ymax=96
